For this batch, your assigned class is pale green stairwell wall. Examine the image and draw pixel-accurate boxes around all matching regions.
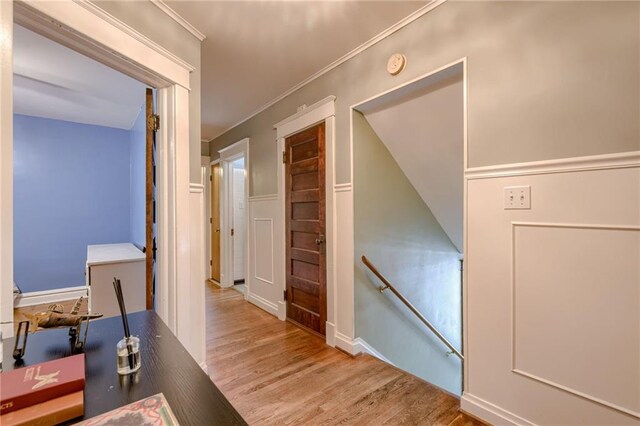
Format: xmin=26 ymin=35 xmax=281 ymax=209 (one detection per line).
xmin=353 ymin=110 xmax=462 ymax=395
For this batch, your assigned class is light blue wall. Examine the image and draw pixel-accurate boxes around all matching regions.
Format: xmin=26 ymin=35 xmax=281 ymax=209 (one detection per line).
xmin=13 ymin=115 xmax=131 ymax=293
xmin=129 ymin=106 xmax=145 ymax=250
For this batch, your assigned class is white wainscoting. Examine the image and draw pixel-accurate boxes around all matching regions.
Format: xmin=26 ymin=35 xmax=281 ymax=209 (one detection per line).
xmin=187 ymin=182 xmax=206 ymax=367
xmin=247 ymin=194 xmax=283 ymax=318
xmin=334 ymin=183 xmax=355 ymax=352
xmin=462 ymin=152 xmax=640 ymax=425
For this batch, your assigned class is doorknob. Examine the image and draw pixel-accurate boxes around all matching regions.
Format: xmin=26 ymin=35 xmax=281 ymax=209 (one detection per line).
xmin=215 ymin=228 xmax=220 ymax=233
xmin=315 ymin=235 xmax=325 ymax=245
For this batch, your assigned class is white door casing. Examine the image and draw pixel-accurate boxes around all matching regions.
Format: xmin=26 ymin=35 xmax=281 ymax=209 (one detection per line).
xmin=0 ymin=0 xmax=205 ymax=368
xmin=273 ymin=96 xmax=349 ymax=348
xmin=218 ymin=138 xmax=250 ymax=289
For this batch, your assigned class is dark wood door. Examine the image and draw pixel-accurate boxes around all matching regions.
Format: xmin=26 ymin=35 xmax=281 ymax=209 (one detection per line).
xmin=285 ymin=122 xmax=326 ymax=336
xmin=145 ymin=88 xmax=156 ymax=310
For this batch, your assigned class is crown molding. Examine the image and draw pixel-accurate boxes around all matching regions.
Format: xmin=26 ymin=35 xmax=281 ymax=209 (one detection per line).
xmin=150 ymin=0 xmax=206 ymax=42
xmin=75 ymin=1 xmax=195 ymax=73
xmin=206 ymin=0 xmax=446 ymax=143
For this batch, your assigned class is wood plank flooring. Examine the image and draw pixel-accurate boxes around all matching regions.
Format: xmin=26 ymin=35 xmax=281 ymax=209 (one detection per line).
xmin=205 ymin=284 xmax=485 ymax=426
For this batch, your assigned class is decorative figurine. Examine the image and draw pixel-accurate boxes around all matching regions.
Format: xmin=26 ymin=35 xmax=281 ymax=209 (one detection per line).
xmin=14 ymin=297 xmax=103 ymax=359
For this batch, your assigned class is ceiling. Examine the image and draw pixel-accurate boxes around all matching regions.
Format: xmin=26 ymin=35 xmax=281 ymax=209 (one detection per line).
xmin=13 ymin=24 xmax=146 ymax=130
xmin=164 ymin=1 xmax=428 ymax=141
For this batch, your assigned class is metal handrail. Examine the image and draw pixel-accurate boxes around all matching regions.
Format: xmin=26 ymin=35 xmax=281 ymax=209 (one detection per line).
xmin=361 ymin=255 xmax=464 ymax=360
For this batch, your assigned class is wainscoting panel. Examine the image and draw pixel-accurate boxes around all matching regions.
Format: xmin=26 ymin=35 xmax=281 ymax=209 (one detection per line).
xmin=254 ymin=218 xmax=274 ymax=285
xmin=513 ymin=223 xmax=639 ymax=417
xmin=463 ymin=158 xmax=640 ymax=425
xmin=247 ymin=195 xmax=281 ymax=317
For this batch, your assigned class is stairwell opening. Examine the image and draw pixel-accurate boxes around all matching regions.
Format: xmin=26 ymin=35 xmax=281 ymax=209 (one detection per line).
xmin=352 ymin=61 xmax=465 ymax=395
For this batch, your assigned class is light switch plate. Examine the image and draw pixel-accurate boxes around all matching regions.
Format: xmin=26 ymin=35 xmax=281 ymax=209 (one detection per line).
xmin=504 ymin=186 xmax=531 ymax=209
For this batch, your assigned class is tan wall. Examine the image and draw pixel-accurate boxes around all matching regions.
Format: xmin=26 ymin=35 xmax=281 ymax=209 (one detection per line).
xmin=96 ymin=1 xmax=203 ymax=184
xmin=210 ymin=1 xmax=639 ymax=196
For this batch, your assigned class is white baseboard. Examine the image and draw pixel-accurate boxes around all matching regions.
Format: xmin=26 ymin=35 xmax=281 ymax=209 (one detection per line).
xmin=353 ymin=337 xmax=394 ymax=365
xmin=277 ymin=300 xmax=286 ymax=321
xmin=325 ymin=322 xmax=336 ymax=347
xmin=247 ymin=291 xmax=279 ymax=318
xmin=461 ymin=393 xmax=535 ymax=426
xmin=14 ymin=286 xmax=88 ymax=308
xmin=199 ymin=361 xmax=208 ymax=374
xmin=335 ymin=331 xmax=357 ymax=355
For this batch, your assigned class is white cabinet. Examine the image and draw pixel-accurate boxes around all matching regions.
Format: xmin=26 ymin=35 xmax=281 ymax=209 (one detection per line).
xmin=86 ymin=243 xmax=145 ymax=318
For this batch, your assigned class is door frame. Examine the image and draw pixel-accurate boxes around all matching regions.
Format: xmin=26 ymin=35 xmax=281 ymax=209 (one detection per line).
xmin=218 ymin=138 xmax=250 ymax=290
xmin=0 ymin=1 xmax=196 ymax=349
xmin=350 ymin=57 xmax=468 ymax=387
xmin=208 ymin=159 xmax=221 ymax=282
xmin=275 ymin=96 xmax=337 ymax=346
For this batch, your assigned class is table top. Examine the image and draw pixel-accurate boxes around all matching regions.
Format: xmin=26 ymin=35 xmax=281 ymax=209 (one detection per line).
xmin=3 ymin=310 xmax=246 ymax=425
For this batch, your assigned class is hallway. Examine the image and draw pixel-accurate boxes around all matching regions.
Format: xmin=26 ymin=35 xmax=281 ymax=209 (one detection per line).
xmin=205 ymin=284 xmax=483 ymax=425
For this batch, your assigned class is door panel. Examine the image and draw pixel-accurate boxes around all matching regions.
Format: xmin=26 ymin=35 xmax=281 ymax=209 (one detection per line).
xmin=285 ymin=122 xmax=326 ymax=336
xmin=211 ymin=163 xmax=221 ymax=281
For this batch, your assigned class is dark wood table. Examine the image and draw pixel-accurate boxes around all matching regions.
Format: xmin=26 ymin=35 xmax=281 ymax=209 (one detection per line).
xmin=3 ymin=311 xmax=246 ymax=425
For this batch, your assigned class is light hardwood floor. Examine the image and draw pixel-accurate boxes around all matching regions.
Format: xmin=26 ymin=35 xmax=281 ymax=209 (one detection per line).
xmin=205 ymin=284 xmax=485 ymax=426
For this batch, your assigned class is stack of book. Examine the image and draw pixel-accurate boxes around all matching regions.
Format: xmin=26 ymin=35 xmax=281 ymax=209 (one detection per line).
xmin=0 ymin=354 xmax=85 ymax=426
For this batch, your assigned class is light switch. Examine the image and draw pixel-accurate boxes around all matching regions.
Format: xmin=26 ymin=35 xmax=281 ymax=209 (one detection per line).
xmin=504 ymin=186 xmax=531 ymax=209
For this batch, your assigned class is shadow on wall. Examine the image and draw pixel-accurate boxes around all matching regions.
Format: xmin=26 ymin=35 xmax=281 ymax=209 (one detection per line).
xmin=352 ymin=70 xmax=464 ymax=395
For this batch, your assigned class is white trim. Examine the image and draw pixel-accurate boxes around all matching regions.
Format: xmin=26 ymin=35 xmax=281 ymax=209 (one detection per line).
xmin=218 ymin=138 xmax=250 ymax=289
xmin=335 ymin=332 xmax=357 ymax=355
xmin=0 ymin=0 xmax=14 ymax=338
xmin=14 ymin=1 xmax=193 ymax=90
xmin=465 ymin=151 xmax=640 ymax=180
xmin=247 ymin=291 xmax=279 ymax=317
xmin=274 ymin=95 xmax=336 ymax=135
xmin=334 ymin=183 xmax=352 ymax=192
xmin=248 ymin=194 xmax=278 ymax=202
xmin=14 ymin=286 xmax=88 ymax=308
xmin=150 ymin=0 xmax=206 ymax=42
xmin=325 ymin=321 xmax=336 ymax=347
xmin=353 ymin=338 xmax=395 ymax=365
xmin=189 ymin=183 xmax=205 ymax=193
xmin=275 ymin=99 xmax=339 ymax=346
xmin=461 ymin=394 xmax=536 ymax=426
xmin=76 ymin=1 xmax=196 ymax=72
xmin=207 ymin=0 xmax=446 ymax=142
xmin=199 ymin=361 xmax=209 ymax=374
xmin=277 ymin=300 xmax=286 ymax=321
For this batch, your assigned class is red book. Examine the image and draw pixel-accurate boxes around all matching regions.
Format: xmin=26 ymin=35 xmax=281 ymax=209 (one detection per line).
xmin=0 ymin=390 xmax=84 ymax=426
xmin=0 ymin=354 xmax=85 ymax=415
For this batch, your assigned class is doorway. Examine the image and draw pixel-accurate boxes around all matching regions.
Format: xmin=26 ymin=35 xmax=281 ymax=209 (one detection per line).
xmin=218 ymin=138 xmax=249 ymax=291
xmin=2 ymin=1 xmax=197 ymax=348
xmin=11 ymin=23 xmax=156 ymax=316
xmin=284 ymin=122 xmax=327 ymax=336
xmin=210 ymin=162 xmax=221 ymax=283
